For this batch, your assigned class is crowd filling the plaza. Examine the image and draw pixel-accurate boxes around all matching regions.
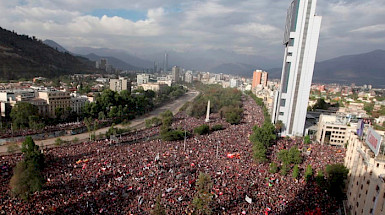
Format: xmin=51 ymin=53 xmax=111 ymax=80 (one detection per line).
xmin=0 ymin=96 xmax=346 ymax=214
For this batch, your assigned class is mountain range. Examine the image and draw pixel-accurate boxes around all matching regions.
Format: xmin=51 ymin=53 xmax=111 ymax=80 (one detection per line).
xmin=1 ymin=26 xmax=385 ymax=87
xmin=266 ymin=50 xmax=385 ymax=88
xmin=43 ymin=39 xmax=68 ymax=53
xmin=70 ymin=45 xmax=385 ymax=87
xmin=0 ymin=27 xmax=93 ymax=80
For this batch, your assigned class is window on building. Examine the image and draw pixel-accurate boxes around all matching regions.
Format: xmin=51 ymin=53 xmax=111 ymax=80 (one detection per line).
xmin=280 ymin=99 xmax=286 ymax=107
xmin=279 ymin=112 xmax=284 ymax=116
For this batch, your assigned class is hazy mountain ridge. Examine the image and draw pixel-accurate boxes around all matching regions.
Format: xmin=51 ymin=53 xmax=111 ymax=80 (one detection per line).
xmin=70 ymin=47 xmax=153 ymax=68
xmin=84 ymin=53 xmax=139 ymax=70
xmin=0 ymin=27 xmax=93 ymax=80
xmin=312 ymin=49 xmax=385 ymax=87
xmin=16 ymin=33 xmax=385 ymax=87
xmin=43 ymin=39 xmax=68 ymax=53
xmin=263 ymin=50 xmax=385 ymax=87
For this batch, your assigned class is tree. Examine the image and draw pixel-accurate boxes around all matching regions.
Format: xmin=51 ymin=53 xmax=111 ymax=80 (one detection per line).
xmin=210 ymin=124 xmax=223 ymax=131
xmin=194 ymin=124 xmax=210 ymax=135
xmin=192 ymin=172 xmax=213 ymax=215
xmin=304 ymin=135 xmax=311 ymax=144
xmin=160 ymin=110 xmax=174 ymax=134
xmin=98 ymin=111 xmax=106 ymax=120
xmin=10 ymin=137 xmax=44 ymax=200
xmin=312 ymin=98 xmax=330 ymax=110
xmin=275 ymin=120 xmax=284 ymax=134
xmin=151 ymin=195 xmax=166 ymax=215
xmin=252 ymin=142 xmax=267 ymax=163
xmin=305 ymin=165 xmax=313 ymax=182
xmin=288 ymin=146 xmax=302 ymax=164
xmin=292 ymin=164 xmax=299 ymax=179
xmin=224 ymin=107 xmax=243 ymax=125
xmin=278 ymin=146 xmax=302 ymax=166
xmin=325 ymin=164 xmax=349 ymax=200
xmin=315 ymin=170 xmax=326 ymax=188
xmin=280 ymin=163 xmax=290 ymax=176
xmin=364 ymin=102 xmax=374 ymax=115
xmin=55 ymin=107 xmax=64 ymax=121
xmin=10 ymin=102 xmax=39 ymax=129
xmin=250 ymin=121 xmax=276 ymax=147
xmin=269 ymin=162 xmax=278 ymax=174
xmin=21 ymin=137 xmax=44 ymax=170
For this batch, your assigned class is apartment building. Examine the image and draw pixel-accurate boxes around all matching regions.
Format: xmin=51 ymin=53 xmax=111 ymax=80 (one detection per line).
xmin=345 ymin=129 xmax=385 ymax=215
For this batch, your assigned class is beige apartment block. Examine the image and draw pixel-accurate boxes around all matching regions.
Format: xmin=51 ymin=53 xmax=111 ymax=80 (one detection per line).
xmin=110 ymin=77 xmax=130 ymax=92
xmin=38 ymin=91 xmax=71 ymax=117
xmin=140 ymin=83 xmax=167 ymax=92
xmin=345 ymin=132 xmax=385 ymax=215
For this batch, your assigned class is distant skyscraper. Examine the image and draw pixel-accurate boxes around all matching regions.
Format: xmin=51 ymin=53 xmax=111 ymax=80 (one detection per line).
xmin=252 ymin=70 xmax=268 ymax=89
xmin=101 ymin=58 xmax=108 ymax=70
xmin=163 ymin=52 xmax=168 ymax=73
xmin=172 ymin=66 xmax=180 ymax=83
xmin=272 ymin=0 xmax=322 ymax=136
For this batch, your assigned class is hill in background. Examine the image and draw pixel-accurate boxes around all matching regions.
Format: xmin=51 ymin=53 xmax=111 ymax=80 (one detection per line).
xmin=84 ymin=53 xmax=139 ymax=71
xmin=265 ymin=50 xmax=385 ymax=88
xmin=43 ymin=39 xmax=68 ymax=53
xmin=0 ymin=27 xmax=93 ymax=80
xmin=312 ymin=50 xmax=385 ymax=88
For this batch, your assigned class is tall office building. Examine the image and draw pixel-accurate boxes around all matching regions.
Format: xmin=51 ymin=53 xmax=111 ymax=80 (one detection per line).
xmin=163 ymin=52 xmax=168 ymax=73
xmin=172 ymin=66 xmax=180 ymax=83
xmin=272 ymin=0 xmax=322 ymax=136
xmin=252 ymin=70 xmax=268 ymax=89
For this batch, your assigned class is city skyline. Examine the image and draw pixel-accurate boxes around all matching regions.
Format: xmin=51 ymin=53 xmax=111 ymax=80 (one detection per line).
xmin=0 ymin=0 xmax=384 ymax=66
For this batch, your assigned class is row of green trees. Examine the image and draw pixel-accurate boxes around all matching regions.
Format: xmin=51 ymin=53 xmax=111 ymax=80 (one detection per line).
xmin=183 ymin=85 xmax=243 ymax=125
xmin=276 ymin=146 xmax=303 ymax=176
xmin=159 ymin=110 xmax=187 ymax=141
xmin=6 ymin=85 xmax=186 ymax=131
xmin=246 ymin=91 xmax=277 ymax=163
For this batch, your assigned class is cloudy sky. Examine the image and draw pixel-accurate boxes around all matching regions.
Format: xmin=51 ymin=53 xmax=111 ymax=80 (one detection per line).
xmin=1 ymin=0 xmax=384 ymax=67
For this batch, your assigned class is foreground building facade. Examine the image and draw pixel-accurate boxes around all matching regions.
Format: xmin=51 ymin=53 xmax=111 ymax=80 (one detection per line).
xmin=272 ymin=0 xmax=322 ymax=136
xmin=345 ymin=130 xmax=385 ymax=215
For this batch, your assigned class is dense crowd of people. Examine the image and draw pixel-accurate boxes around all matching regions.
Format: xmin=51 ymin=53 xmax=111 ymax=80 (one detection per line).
xmin=0 ymin=96 xmax=345 ymax=214
xmin=0 ymin=119 xmax=116 ymax=139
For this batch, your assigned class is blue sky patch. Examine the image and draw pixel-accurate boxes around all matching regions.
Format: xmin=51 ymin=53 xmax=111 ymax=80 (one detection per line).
xmin=89 ymin=9 xmax=147 ymax=21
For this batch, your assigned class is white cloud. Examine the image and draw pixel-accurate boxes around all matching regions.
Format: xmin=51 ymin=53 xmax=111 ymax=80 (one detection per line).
xmin=351 ymin=24 xmax=385 ymax=33
xmin=0 ymin=0 xmax=384 ymax=65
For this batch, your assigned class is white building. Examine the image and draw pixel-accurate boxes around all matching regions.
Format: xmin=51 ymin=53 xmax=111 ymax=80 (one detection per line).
xmin=172 ymin=66 xmax=180 ymax=83
xmin=137 ymin=74 xmax=150 ymax=85
xmin=71 ymin=96 xmax=88 ymax=115
xmin=185 ymin=70 xmax=193 ymax=84
xmin=316 ymin=114 xmax=352 ymax=147
xmin=272 ymin=0 xmax=322 ymax=136
xmin=230 ymin=79 xmax=241 ymax=88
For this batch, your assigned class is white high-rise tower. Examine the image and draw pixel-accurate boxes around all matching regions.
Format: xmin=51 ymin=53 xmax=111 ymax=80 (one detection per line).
xmin=272 ymin=0 xmax=322 ymax=136
xmin=163 ymin=52 xmax=168 ymax=73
